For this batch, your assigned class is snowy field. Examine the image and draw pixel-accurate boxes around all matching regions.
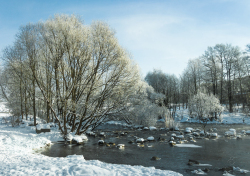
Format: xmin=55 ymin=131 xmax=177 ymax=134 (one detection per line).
xmin=0 ymin=103 xmax=182 ymax=176
xmin=175 ymin=106 xmax=250 ymax=125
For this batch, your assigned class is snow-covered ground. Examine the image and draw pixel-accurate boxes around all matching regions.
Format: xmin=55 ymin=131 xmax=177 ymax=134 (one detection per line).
xmin=175 ymin=106 xmax=250 ymax=125
xmin=0 ymin=103 xmax=182 ymax=176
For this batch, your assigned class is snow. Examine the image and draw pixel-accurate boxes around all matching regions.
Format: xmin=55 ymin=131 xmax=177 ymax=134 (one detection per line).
xmin=175 ymin=144 xmax=202 ymax=148
xmin=157 ymin=119 xmax=165 ymax=123
xmin=149 ymin=126 xmax=157 ymax=130
xmin=185 ymin=127 xmax=193 ymax=132
xmin=210 ymin=133 xmax=217 ymax=137
xmin=0 ymin=102 xmax=9 ymax=112
xmin=223 ymin=171 xmax=235 ymax=176
xmin=73 ymin=136 xmax=83 ymax=143
xmin=116 ymin=144 xmax=125 ymax=149
xmin=136 ymin=138 xmax=144 ymax=143
xmin=36 ymin=124 xmax=50 ymax=130
xmin=225 ymin=131 xmax=236 ymax=137
xmin=233 ymin=166 xmax=249 ymax=173
xmin=191 ymin=169 xmax=206 ymax=175
xmin=176 ymin=135 xmax=184 ymax=139
xmin=0 ymin=103 xmax=182 ymax=176
xmin=147 ymin=136 xmax=154 ymax=141
xmin=98 ymin=140 xmax=104 ymax=144
xmin=171 ymin=133 xmax=176 ymax=137
xmin=194 ymin=164 xmax=212 ymax=167
xmin=200 ymin=131 xmax=205 ymax=136
xmin=177 ymin=106 xmax=250 ymax=125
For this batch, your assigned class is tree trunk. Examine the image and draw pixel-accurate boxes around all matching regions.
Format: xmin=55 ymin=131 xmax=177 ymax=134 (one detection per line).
xmin=33 ymin=78 xmax=36 ymax=126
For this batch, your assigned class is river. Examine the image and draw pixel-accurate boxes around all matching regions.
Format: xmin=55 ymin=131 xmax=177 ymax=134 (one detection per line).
xmin=42 ymin=123 xmax=250 ymax=176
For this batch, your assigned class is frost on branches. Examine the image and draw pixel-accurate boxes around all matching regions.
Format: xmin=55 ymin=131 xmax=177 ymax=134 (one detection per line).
xmin=1 ymin=14 xmax=144 ymax=137
xmin=188 ymin=92 xmax=224 ymax=132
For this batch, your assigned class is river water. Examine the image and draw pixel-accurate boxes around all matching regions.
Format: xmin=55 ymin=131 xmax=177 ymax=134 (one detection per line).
xmin=42 ymin=123 xmax=250 ymax=175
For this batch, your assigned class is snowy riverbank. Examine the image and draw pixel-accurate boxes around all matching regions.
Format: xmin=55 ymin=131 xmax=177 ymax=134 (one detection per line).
xmin=0 ymin=112 xmax=182 ymax=176
xmin=176 ymin=106 xmax=250 ymax=125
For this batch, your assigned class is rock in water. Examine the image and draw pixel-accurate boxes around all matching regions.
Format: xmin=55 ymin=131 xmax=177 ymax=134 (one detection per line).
xmin=117 ymin=144 xmax=125 ymax=149
xmin=151 ymin=156 xmax=161 ymax=160
xmin=210 ymin=133 xmax=217 ymax=137
xmin=98 ymin=140 xmax=105 ymax=145
xmin=149 ymin=126 xmax=157 ymax=131
xmin=136 ymin=138 xmax=144 ymax=143
xmin=169 ymin=141 xmax=176 ymax=146
xmin=147 ymin=136 xmax=154 ymax=141
xmin=188 ymin=159 xmax=199 ymax=164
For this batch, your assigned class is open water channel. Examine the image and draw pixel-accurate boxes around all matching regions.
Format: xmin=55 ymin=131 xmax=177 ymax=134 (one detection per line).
xmin=42 ymin=123 xmax=250 ymax=176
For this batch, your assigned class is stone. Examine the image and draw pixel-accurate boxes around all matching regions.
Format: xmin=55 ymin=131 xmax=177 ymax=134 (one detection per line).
xmin=219 ymin=166 xmax=233 ymax=171
xmin=171 ymin=133 xmax=176 ymax=137
xmin=136 ymin=138 xmax=144 ymax=143
xmin=176 ymin=135 xmax=184 ymax=139
xmin=210 ymin=133 xmax=217 ymax=137
xmin=117 ymin=144 xmax=125 ymax=149
xmin=169 ymin=141 xmax=176 ymax=146
xmin=99 ymin=132 xmax=105 ymax=137
xmin=203 ymin=168 xmax=209 ymax=172
xmin=189 ymin=159 xmax=199 ymax=164
xmin=98 ymin=140 xmax=105 ymax=145
xmin=151 ymin=156 xmax=161 ymax=161
xmin=149 ymin=126 xmax=157 ymax=131
xmin=147 ymin=136 xmax=154 ymax=141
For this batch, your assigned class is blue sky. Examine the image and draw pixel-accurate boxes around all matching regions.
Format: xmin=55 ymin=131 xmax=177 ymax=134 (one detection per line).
xmin=1 ymin=0 xmax=250 ymax=77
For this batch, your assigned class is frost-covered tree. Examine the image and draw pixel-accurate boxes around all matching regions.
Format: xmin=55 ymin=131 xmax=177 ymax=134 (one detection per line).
xmin=1 ymin=14 xmax=144 ymax=136
xmin=145 ymin=69 xmax=180 ymax=118
xmin=188 ymin=91 xmax=224 ymax=132
xmin=128 ymin=82 xmax=169 ymax=126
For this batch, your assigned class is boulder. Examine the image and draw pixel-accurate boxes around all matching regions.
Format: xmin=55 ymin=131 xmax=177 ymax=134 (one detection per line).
xmin=176 ymin=135 xmax=184 ymax=139
xmin=151 ymin=156 xmax=161 ymax=160
xmin=72 ymin=137 xmax=84 ymax=145
xmin=189 ymin=159 xmax=199 ymax=164
xmin=169 ymin=141 xmax=176 ymax=146
xmin=225 ymin=130 xmax=236 ymax=137
xmin=99 ymin=132 xmax=105 ymax=137
xmin=117 ymin=144 xmax=125 ymax=149
xmin=185 ymin=127 xmax=193 ymax=133
xmin=193 ymin=132 xmax=200 ymax=136
xmin=149 ymin=126 xmax=157 ymax=131
xmin=210 ymin=133 xmax=217 ymax=137
xmin=98 ymin=140 xmax=105 ymax=145
xmin=219 ymin=166 xmax=233 ymax=171
xmin=147 ymin=136 xmax=154 ymax=141
xmin=136 ymin=138 xmax=144 ymax=143
xmin=143 ymin=127 xmax=149 ymax=130
xmin=171 ymin=133 xmax=176 ymax=137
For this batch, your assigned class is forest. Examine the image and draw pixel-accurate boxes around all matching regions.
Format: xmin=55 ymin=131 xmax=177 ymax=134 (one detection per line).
xmin=0 ymin=14 xmax=250 ymax=137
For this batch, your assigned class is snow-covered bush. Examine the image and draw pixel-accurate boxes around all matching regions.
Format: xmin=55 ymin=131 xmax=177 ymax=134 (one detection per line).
xmin=188 ymin=91 xmax=224 ymax=121
xmin=129 ymin=83 xmax=169 ymax=127
xmin=188 ymin=91 xmax=224 ymax=132
xmin=165 ymin=115 xmax=180 ymax=129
